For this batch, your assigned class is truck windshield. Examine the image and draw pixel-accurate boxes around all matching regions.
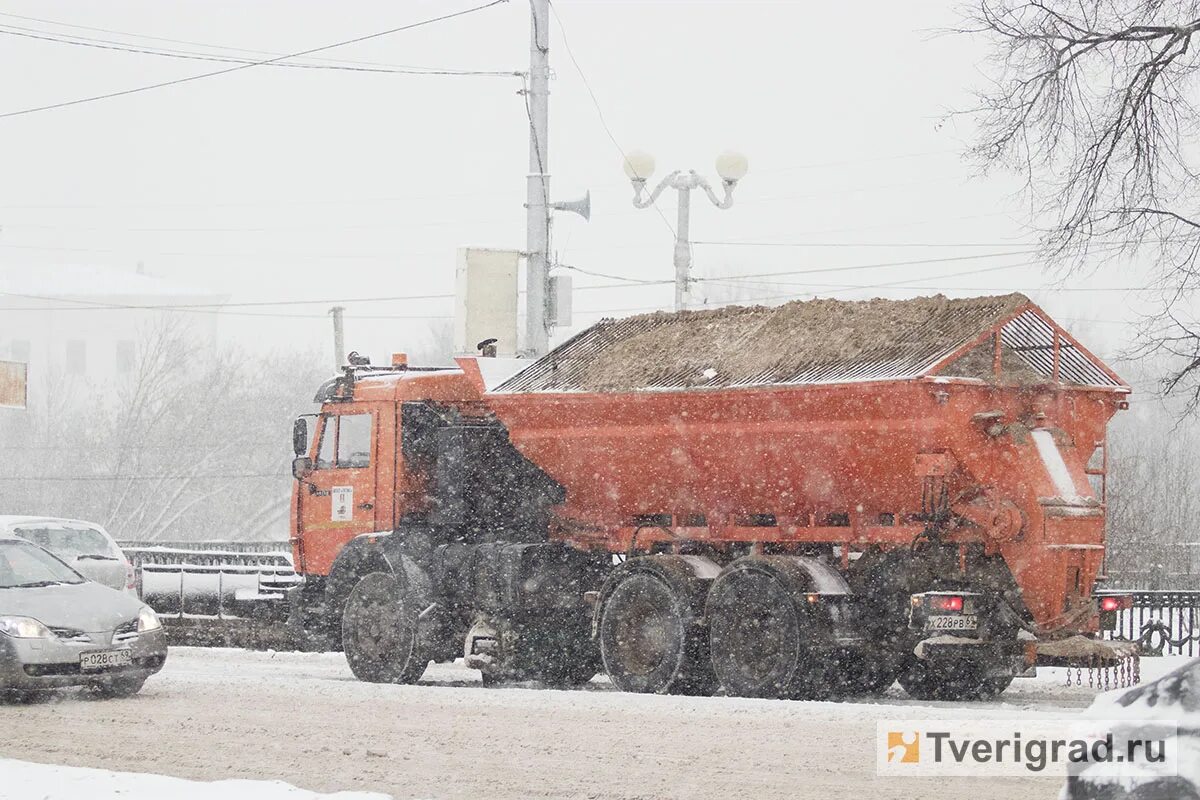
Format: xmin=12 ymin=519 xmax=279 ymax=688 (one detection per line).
xmin=0 ymin=540 xmax=85 ymax=588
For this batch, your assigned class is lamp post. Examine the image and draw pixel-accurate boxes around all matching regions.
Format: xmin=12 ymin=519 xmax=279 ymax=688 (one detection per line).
xmin=624 ymin=150 xmax=748 ymax=311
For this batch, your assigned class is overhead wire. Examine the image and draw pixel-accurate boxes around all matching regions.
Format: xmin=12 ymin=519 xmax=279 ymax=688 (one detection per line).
xmin=547 ymin=0 xmax=676 ymax=238
xmin=0 ymin=9 xmax=501 ymax=71
xmin=693 ymin=240 xmax=1034 ymax=248
xmin=0 ymin=472 xmax=288 ymax=482
xmin=0 ymin=23 xmax=518 ymax=77
xmin=0 ymin=246 xmax=1131 ymax=318
xmin=0 ymin=0 xmax=511 ymax=119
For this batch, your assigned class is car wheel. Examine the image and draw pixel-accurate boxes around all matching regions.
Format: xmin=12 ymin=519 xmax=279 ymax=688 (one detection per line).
xmin=91 ymin=676 xmax=147 ymax=699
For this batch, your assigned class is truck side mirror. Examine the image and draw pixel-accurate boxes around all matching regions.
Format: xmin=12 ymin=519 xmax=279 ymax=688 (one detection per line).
xmin=292 ymin=456 xmax=314 ymax=481
xmin=293 ymin=418 xmax=308 ymax=457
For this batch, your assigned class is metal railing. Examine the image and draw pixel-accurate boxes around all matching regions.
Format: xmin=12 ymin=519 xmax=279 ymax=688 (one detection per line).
xmin=121 ymin=542 xmax=298 ymax=621
xmin=1097 ymin=589 xmax=1200 ymax=658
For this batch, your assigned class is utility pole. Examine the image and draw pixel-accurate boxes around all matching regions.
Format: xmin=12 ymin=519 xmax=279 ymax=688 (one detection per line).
xmin=329 ymin=306 xmax=345 ymax=372
xmin=524 ymin=0 xmax=551 ymax=357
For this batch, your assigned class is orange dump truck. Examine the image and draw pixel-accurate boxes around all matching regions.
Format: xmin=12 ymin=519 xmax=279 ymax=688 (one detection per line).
xmin=283 ymin=293 xmax=1133 ymax=700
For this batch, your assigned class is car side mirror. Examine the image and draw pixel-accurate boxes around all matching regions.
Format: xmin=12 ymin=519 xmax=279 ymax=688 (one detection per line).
xmin=292 ymin=418 xmax=308 ymax=457
xmin=292 ymin=456 xmax=313 ymax=480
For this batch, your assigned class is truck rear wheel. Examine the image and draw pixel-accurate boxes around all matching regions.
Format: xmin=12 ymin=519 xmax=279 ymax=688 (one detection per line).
xmin=599 ymin=572 xmax=716 ymax=695
xmin=707 ymin=559 xmax=835 ymax=700
xmin=342 ymin=571 xmax=429 ymax=684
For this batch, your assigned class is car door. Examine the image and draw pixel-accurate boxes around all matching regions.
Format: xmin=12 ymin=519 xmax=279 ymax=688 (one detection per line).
xmin=300 ymin=408 xmax=379 ymax=575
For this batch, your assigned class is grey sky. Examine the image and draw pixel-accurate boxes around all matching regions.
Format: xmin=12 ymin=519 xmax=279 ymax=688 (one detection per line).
xmin=0 ymin=0 xmax=1153 ymax=364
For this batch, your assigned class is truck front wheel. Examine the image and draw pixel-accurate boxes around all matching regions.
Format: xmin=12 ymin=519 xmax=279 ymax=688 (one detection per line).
xmin=342 ymin=571 xmax=429 ymax=684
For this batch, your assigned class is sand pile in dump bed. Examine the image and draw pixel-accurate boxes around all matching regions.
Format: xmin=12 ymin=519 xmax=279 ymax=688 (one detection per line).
xmin=569 ymin=293 xmax=1031 ymax=391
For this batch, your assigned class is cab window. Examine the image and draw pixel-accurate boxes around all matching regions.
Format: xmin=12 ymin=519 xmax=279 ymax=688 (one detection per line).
xmin=313 ymin=413 xmax=372 ymax=470
xmin=315 ymin=417 xmax=336 ymax=469
xmin=336 ymin=414 xmax=372 ymax=468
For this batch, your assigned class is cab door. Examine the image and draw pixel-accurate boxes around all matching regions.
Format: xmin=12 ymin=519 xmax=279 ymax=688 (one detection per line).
xmin=300 ymin=408 xmax=379 ymax=575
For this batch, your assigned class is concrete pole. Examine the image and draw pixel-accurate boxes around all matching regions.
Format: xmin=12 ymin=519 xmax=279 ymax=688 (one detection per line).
xmin=524 ymin=0 xmax=551 ymax=357
xmin=673 ymin=185 xmax=692 ymax=311
xmin=329 ymin=306 xmax=345 ymax=372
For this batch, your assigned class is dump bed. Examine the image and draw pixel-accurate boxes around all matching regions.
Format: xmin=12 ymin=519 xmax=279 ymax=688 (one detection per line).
xmin=482 ymin=293 xmax=1129 ymax=629
xmin=495 ymin=293 xmax=1123 ymax=393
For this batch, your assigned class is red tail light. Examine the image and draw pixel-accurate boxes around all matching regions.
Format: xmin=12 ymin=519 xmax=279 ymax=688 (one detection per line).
xmin=125 ymin=562 xmax=137 ymax=591
xmin=930 ymin=595 xmax=964 ymax=612
xmin=1099 ymin=595 xmax=1131 ymax=612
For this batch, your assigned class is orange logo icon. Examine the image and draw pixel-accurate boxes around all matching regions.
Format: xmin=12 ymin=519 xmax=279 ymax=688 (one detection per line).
xmin=887 ymin=731 xmax=920 ymax=763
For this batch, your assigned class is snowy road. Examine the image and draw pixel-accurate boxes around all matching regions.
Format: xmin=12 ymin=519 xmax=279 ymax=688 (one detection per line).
xmin=2 ymin=648 xmax=1185 ymax=800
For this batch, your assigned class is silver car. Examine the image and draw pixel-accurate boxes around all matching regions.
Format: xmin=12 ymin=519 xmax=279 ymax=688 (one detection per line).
xmin=0 ymin=516 xmax=135 ymax=595
xmin=0 ymin=532 xmax=167 ymax=699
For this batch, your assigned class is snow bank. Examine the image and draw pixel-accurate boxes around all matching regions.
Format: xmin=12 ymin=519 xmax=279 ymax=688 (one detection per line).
xmin=0 ymin=758 xmax=392 ymax=800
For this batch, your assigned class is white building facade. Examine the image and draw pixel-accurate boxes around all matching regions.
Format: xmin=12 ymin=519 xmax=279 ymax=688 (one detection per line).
xmin=0 ymin=264 xmax=227 ymax=413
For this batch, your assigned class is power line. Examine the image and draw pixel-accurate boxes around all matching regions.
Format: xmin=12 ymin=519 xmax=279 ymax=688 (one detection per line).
xmin=0 ymin=472 xmax=287 ymax=482
xmin=0 ymin=24 xmax=517 ymax=77
xmin=693 ymin=240 xmax=1034 ymax=248
xmin=554 ymin=263 xmax=668 ymax=286
xmin=547 ymin=0 xmax=676 ymax=239
xmin=0 ymin=242 xmax=449 ymax=260
xmin=769 ymin=149 xmax=959 ymax=174
xmin=693 ymin=249 xmax=1041 ymax=282
xmin=577 ymin=282 xmax=1157 ymax=316
xmin=0 ymin=0 xmax=510 ymax=120
xmin=694 ymin=260 xmax=1031 ymax=291
xmin=0 ymin=10 xmax=500 ymax=71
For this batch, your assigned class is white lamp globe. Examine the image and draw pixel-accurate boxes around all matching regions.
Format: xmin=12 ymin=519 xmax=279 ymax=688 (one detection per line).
xmin=715 ymin=150 xmax=749 ymax=182
xmin=622 ymin=150 xmax=656 ymax=181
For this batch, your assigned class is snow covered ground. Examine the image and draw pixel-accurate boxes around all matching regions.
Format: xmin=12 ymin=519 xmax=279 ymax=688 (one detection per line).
xmin=0 ymin=758 xmax=388 ymax=800
xmin=0 ymin=647 xmax=1192 ymax=800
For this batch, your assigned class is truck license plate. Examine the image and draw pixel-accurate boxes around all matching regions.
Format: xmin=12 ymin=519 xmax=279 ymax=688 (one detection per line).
xmin=80 ymin=649 xmax=132 ymax=671
xmin=925 ymin=615 xmax=977 ymax=632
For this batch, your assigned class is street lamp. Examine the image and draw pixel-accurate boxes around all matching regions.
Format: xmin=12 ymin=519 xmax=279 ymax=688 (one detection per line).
xmin=624 ymin=150 xmax=748 ymax=311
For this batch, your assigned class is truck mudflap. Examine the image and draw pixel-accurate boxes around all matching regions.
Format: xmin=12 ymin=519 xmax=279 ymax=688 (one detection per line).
xmin=1035 ymin=635 xmax=1141 ymax=688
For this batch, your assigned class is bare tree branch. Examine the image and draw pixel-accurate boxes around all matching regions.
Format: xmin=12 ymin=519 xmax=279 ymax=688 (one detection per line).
xmin=963 ymin=1 xmax=1200 ymax=408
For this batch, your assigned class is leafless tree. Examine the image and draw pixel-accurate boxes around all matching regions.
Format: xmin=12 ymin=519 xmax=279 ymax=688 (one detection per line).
xmin=962 ymin=0 xmax=1200 ymax=408
xmin=0 ymin=317 xmax=326 ymax=543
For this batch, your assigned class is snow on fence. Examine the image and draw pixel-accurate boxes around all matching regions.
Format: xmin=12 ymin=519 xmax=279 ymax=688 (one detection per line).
xmin=119 ymin=541 xmax=298 ymax=620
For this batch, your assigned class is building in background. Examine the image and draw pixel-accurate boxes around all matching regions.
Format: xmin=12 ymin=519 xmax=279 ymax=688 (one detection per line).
xmin=0 ymin=264 xmax=227 ymax=411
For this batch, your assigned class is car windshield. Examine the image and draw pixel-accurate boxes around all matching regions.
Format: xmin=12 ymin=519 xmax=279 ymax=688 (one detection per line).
xmin=0 ymin=540 xmax=85 ymax=588
xmin=12 ymin=524 xmax=115 ymax=560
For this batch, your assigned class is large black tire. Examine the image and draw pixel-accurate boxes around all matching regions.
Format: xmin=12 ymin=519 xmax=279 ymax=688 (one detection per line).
xmin=342 ymin=571 xmax=430 ymax=684
xmin=599 ymin=572 xmax=717 ymax=695
xmin=706 ymin=558 xmax=837 ymax=700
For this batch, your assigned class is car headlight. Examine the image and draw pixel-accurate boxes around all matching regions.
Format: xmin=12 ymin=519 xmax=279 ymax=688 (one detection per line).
xmin=0 ymin=615 xmax=53 ymax=639
xmin=137 ymin=606 xmax=162 ymax=633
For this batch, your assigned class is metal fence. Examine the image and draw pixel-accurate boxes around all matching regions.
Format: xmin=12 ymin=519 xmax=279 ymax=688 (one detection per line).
xmin=1097 ymin=590 xmax=1200 ymax=658
xmin=118 ymin=540 xmax=292 ymax=555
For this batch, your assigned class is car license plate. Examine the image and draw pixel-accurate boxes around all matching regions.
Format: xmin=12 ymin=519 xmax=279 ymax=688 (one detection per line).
xmin=925 ymin=615 xmax=977 ymax=632
xmin=80 ymin=649 xmax=132 ymax=671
